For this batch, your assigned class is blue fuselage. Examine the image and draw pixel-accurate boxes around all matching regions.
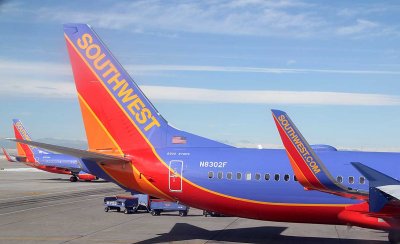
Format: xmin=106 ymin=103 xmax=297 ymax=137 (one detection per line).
xmin=35 ymin=153 xmax=90 ymax=174
xmin=155 ymin=148 xmax=400 ymax=205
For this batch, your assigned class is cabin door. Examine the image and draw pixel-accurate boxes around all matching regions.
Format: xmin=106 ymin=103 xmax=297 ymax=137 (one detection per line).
xmin=169 ymin=160 xmax=183 ymax=192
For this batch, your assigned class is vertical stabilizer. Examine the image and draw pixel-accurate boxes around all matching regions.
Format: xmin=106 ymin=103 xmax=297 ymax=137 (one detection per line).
xmin=63 ymin=23 xmax=168 ymax=154
xmin=12 ymin=119 xmax=49 ymax=162
xmin=2 ymin=147 xmax=16 ymax=162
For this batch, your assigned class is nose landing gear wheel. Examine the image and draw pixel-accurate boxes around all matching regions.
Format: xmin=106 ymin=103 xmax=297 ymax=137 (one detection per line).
xmin=69 ymin=176 xmax=78 ymax=182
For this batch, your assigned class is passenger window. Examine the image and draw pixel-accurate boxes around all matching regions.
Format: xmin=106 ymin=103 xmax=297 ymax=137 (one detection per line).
xmin=294 ymin=175 xmax=298 ymax=181
xmin=359 ymin=176 xmax=365 ymax=184
xmin=337 ymin=176 xmax=343 ymax=183
xmin=264 ymin=173 xmax=270 ymax=181
xmin=255 ymin=173 xmax=261 ymax=180
xmin=348 ymin=176 xmax=354 ymax=184
xmin=227 ymin=172 xmax=232 ymax=180
xmin=218 ymin=172 xmax=223 ymax=179
xmin=236 ymin=172 xmax=242 ymax=180
xmin=274 ymin=174 xmax=280 ymax=181
xmin=284 ymin=174 xmax=290 ymax=181
xmin=208 ymin=171 xmax=214 ymax=179
xmin=246 ymin=172 xmax=252 ymax=181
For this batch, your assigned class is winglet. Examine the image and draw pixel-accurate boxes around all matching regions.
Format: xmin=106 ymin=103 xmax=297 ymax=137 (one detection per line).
xmin=271 ymin=109 xmax=366 ymax=198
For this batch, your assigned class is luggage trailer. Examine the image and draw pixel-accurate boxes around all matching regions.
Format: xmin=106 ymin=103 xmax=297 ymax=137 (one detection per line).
xmin=104 ymin=194 xmax=189 ymax=216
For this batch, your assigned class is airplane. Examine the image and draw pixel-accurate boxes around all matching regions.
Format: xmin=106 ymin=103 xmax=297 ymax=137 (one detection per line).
xmin=11 ymin=23 xmax=400 ymax=243
xmin=11 ymin=119 xmax=98 ymax=182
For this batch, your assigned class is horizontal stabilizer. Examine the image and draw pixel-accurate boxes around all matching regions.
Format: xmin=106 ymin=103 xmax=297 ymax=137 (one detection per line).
xmin=351 ymin=162 xmax=400 ymax=187
xmin=369 ymin=187 xmax=390 ymax=213
xmin=8 ymin=139 xmax=130 ymax=165
xmin=352 ymin=162 xmax=400 ymax=212
xmin=377 ymin=185 xmax=400 ymax=200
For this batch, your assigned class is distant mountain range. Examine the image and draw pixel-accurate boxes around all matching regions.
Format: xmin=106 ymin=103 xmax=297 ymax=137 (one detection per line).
xmin=0 ymin=138 xmax=88 ymax=151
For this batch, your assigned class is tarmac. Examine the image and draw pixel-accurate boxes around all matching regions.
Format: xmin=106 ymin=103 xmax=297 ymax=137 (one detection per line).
xmin=0 ymin=159 xmax=389 ymax=243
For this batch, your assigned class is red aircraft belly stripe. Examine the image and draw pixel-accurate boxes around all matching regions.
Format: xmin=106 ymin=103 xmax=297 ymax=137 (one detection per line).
xmin=174 ymin=176 xmax=347 ymax=224
xmin=34 ymin=164 xmax=71 ymax=175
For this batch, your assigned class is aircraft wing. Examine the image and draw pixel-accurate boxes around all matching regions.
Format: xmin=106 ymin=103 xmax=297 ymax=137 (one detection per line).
xmin=8 ymin=139 xmax=130 ymax=165
xmin=271 ymin=109 xmax=368 ymax=200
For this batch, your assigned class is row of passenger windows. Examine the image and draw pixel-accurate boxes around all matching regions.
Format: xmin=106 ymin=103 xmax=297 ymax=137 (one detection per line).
xmin=338 ymin=175 xmax=366 ymax=184
xmin=208 ymin=172 xmax=296 ymax=181
xmin=208 ymin=171 xmax=366 ymax=184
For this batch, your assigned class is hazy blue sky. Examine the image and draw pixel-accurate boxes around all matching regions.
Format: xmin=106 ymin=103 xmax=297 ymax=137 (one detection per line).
xmin=1 ymin=0 xmax=400 ymax=151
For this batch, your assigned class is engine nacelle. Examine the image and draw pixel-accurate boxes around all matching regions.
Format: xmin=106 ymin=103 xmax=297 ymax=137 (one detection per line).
xmin=338 ymin=203 xmax=400 ymax=231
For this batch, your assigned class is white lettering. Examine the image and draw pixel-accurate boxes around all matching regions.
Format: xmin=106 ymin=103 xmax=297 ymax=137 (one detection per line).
xmin=199 ymin=161 xmax=228 ymax=168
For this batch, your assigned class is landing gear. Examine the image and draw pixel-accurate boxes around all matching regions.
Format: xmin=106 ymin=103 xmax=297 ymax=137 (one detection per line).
xmin=389 ymin=231 xmax=400 ymax=244
xmin=69 ymin=176 xmax=78 ymax=182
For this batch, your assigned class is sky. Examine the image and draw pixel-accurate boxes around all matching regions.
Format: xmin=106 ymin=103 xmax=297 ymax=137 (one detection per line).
xmin=0 ymin=0 xmax=400 ymax=151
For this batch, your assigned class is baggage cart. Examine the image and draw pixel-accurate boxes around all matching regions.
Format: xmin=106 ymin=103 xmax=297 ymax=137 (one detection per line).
xmin=149 ymin=199 xmax=189 ymax=217
xmin=103 ymin=195 xmax=139 ymax=214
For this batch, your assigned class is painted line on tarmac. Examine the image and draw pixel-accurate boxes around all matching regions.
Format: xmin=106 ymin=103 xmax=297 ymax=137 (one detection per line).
xmin=0 ymin=185 xmax=119 ymax=201
xmin=61 ymin=214 xmax=147 ymax=243
xmin=0 ymin=196 xmax=101 ymax=216
xmin=0 ymin=236 xmax=74 ymax=242
xmin=0 ymin=168 xmax=41 ymax=172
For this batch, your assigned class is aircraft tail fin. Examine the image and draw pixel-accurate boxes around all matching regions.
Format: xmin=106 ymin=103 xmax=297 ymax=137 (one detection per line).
xmin=271 ymin=109 xmax=366 ymax=199
xmin=13 ymin=119 xmax=35 ymax=162
xmin=2 ymin=147 xmax=16 ymax=162
xmin=63 ymin=23 xmax=169 ymax=154
xmin=12 ymin=119 xmax=50 ymax=162
xmin=63 ymin=23 xmax=229 ymax=154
